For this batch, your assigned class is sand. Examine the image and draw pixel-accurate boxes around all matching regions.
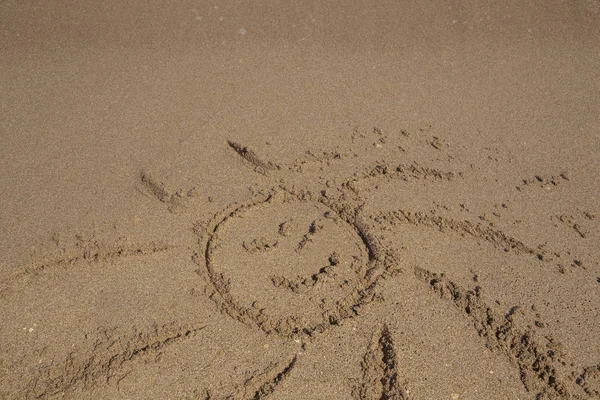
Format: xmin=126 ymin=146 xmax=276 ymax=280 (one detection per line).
xmin=0 ymin=1 xmax=599 ymax=399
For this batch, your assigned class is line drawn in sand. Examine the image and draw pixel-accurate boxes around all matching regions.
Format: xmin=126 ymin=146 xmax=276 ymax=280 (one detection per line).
xmin=353 ymin=324 xmax=410 ymax=400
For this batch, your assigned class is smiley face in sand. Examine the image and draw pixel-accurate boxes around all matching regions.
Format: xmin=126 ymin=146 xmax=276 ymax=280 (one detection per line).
xmin=199 ymin=188 xmax=389 ymax=338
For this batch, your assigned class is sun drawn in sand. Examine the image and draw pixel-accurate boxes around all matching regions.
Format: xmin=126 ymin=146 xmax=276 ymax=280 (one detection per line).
xmin=1 ymin=126 xmax=597 ymax=399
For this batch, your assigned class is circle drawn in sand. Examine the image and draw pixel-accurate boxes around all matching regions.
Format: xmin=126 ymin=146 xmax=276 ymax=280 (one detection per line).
xmin=201 ymin=189 xmax=382 ymax=337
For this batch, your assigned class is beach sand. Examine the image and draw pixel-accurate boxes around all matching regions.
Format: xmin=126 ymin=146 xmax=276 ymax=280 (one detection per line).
xmin=0 ymin=1 xmax=599 ymax=399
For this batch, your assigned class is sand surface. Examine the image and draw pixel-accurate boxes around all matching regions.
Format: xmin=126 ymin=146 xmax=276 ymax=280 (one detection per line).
xmin=1 ymin=1 xmax=599 ymax=399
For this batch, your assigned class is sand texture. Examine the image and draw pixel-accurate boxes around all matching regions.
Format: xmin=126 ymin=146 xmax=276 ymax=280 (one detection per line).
xmin=1 ymin=1 xmax=599 ymax=399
